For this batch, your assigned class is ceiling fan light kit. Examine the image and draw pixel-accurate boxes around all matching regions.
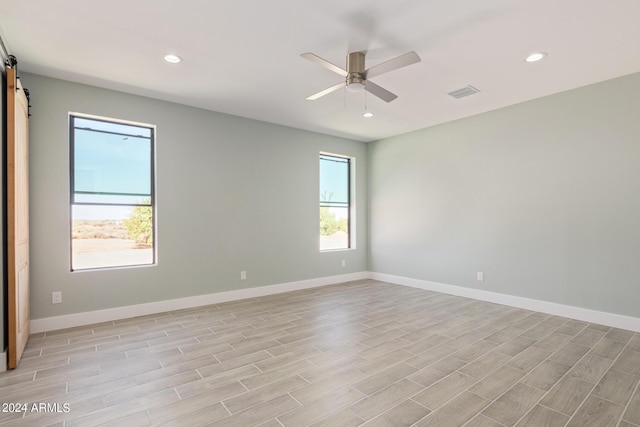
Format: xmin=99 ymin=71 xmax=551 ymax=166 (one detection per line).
xmin=302 ymin=50 xmax=421 ymax=103
xmin=347 ymin=82 xmax=365 ymax=92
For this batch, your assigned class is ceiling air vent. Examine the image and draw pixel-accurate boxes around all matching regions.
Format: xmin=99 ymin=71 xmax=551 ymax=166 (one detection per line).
xmin=448 ymin=85 xmax=480 ymax=99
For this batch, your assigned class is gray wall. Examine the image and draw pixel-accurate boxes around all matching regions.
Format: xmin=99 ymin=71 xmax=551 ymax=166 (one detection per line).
xmin=22 ymin=73 xmax=368 ymax=320
xmin=369 ymin=72 xmax=640 ymax=318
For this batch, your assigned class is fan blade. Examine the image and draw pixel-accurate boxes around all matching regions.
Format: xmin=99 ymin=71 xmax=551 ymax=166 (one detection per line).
xmin=306 ymin=82 xmax=345 ymax=100
xmin=301 ymin=53 xmax=348 ymax=77
xmin=364 ymin=80 xmax=397 ymax=102
xmin=365 ymin=51 xmax=421 ymax=79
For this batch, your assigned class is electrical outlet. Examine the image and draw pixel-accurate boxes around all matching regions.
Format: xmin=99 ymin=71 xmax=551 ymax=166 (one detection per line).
xmin=477 ymin=272 xmax=484 ymax=282
xmin=52 ymin=291 xmax=62 ymax=304
xmin=240 ymin=271 xmax=247 ymax=280
xmin=341 ymin=259 xmax=346 ymax=267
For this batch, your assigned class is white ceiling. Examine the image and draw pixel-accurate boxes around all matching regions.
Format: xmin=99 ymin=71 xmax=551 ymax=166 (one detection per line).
xmin=2 ymin=0 xmax=640 ymax=142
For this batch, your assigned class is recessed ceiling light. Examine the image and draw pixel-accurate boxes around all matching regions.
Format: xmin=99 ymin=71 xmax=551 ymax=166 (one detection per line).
xmin=163 ymin=54 xmax=182 ymax=64
xmin=363 ymin=111 xmax=374 ymax=118
xmin=525 ymin=52 xmax=547 ymax=63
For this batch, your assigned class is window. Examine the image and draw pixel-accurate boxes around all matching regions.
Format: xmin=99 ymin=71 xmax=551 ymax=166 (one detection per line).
xmin=70 ymin=115 xmax=155 ymax=270
xmin=319 ymin=154 xmax=352 ymax=251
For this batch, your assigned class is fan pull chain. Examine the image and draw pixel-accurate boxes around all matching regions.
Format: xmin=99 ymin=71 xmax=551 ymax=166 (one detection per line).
xmin=344 ymin=86 xmax=347 ymax=110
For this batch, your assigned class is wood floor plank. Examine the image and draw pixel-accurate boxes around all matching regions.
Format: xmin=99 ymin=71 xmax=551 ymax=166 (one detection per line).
xmin=308 ymin=409 xmax=364 ymax=427
xmin=290 ymin=366 xmax=366 ymax=405
xmin=356 ymin=349 xmax=413 ymax=375
xmin=452 ymin=340 xmax=499 ymax=363
xmin=362 ymin=399 xmax=431 ymax=426
xmin=401 ymin=334 xmax=449 ymax=355
xmin=568 ymin=354 xmax=612 ymax=383
xmin=415 ymin=391 xmax=490 ymax=427
xmin=458 ymin=351 xmax=512 ymax=380
xmin=470 ymin=365 xmax=527 ymax=400
xmin=628 ymin=334 xmax=640 ymax=351
xmin=555 ymin=320 xmax=588 ymax=336
xmin=348 ymin=378 xmax=423 ymax=421
xmin=196 ymin=350 xmax=271 ymax=378
xmin=539 ymin=376 xmax=594 ymax=416
xmin=359 ymin=338 xmax=412 ymax=360
xmin=464 ymin=414 xmax=505 ymax=427
xmin=484 ymin=327 xmax=526 ymax=344
xmin=506 ymin=346 xmax=554 ymax=373
xmin=515 ymin=404 xmax=569 ymax=426
xmin=148 ymin=381 xmax=244 ymax=424
xmin=496 ymin=335 xmax=538 ymax=358
xmin=241 ymin=359 xmax=314 ymax=390
xmin=565 ymin=395 xmax=625 ymax=427
xmin=592 ymin=369 xmax=639 ymax=405
xmin=66 ymin=390 xmax=176 ymax=427
xmin=223 ymin=375 xmax=308 ymax=413
xmin=353 ymin=362 xmax=418 ymax=395
xmin=571 ymin=328 xmax=607 ymax=347
xmin=604 ymin=328 xmax=634 ymax=343
xmin=611 ymin=349 xmax=640 ymax=376
xmin=253 ymin=346 xmax=319 ymax=371
xmin=152 ymin=402 xmax=229 ymax=427
xmin=408 ymin=357 xmax=467 ymax=388
xmin=533 ymin=332 xmax=572 ymax=352
xmin=588 ymin=338 xmax=626 ymax=360
xmin=176 ymin=364 xmax=259 ymax=398
xmin=211 ymin=394 xmax=300 ymax=427
xmin=520 ymin=359 xmax=571 ymax=391
xmin=482 ymin=383 xmax=545 ymax=426
xmin=405 ymin=345 xmax=458 ymax=369
xmin=133 ymin=355 xmax=218 ymax=384
xmin=623 ymin=387 xmax=640 ymax=425
xmin=0 ymin=371 xmax=34 ymax=387
xmin=548 ymin=342 xmax=590 ymax=366
xmin=105 ymin=370 xmax=199 ymax=406
xmin=412 ymin=371 xmax=477 ymax=410
xmin=277 ymin=386 xmax=365 ymax=426
xmin=97 ymin=410 xmax=150 ymax=427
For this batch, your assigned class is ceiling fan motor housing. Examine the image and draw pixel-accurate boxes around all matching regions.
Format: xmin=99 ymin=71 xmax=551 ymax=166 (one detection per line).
xmin=346 ymin=52 xmax=366 ymax=91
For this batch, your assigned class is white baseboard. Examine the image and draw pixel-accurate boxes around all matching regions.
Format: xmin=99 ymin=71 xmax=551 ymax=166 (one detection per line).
xmin=370 ymin=272 xmax=640 ymax=332
xmin=30 ymin=272 xmax=369 ymax=333
xmin=0 ymin=350 xmax=6 ymax=372
xmin=31 ymin=270 xmax=640 ymax=334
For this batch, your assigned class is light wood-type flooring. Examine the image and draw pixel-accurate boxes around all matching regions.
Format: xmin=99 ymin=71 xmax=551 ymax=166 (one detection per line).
xmin=1 ymin=280 xmax=640 ymax=426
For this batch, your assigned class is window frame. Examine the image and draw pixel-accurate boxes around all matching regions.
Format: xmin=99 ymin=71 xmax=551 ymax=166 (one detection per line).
xmin=69 ymin=113 xmax=157 ymax=271
xmin=319 ymin=152 xmax=355 ymax=252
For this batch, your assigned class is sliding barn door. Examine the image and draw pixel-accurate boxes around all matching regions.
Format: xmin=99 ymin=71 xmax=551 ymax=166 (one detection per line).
xmin=7 ymin=66 xmax=30 ymax=369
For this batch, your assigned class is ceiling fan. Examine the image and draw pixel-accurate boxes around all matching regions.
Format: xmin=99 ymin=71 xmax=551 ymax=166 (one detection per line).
xmin=301 ymin=50 xmax=421 ymax=102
